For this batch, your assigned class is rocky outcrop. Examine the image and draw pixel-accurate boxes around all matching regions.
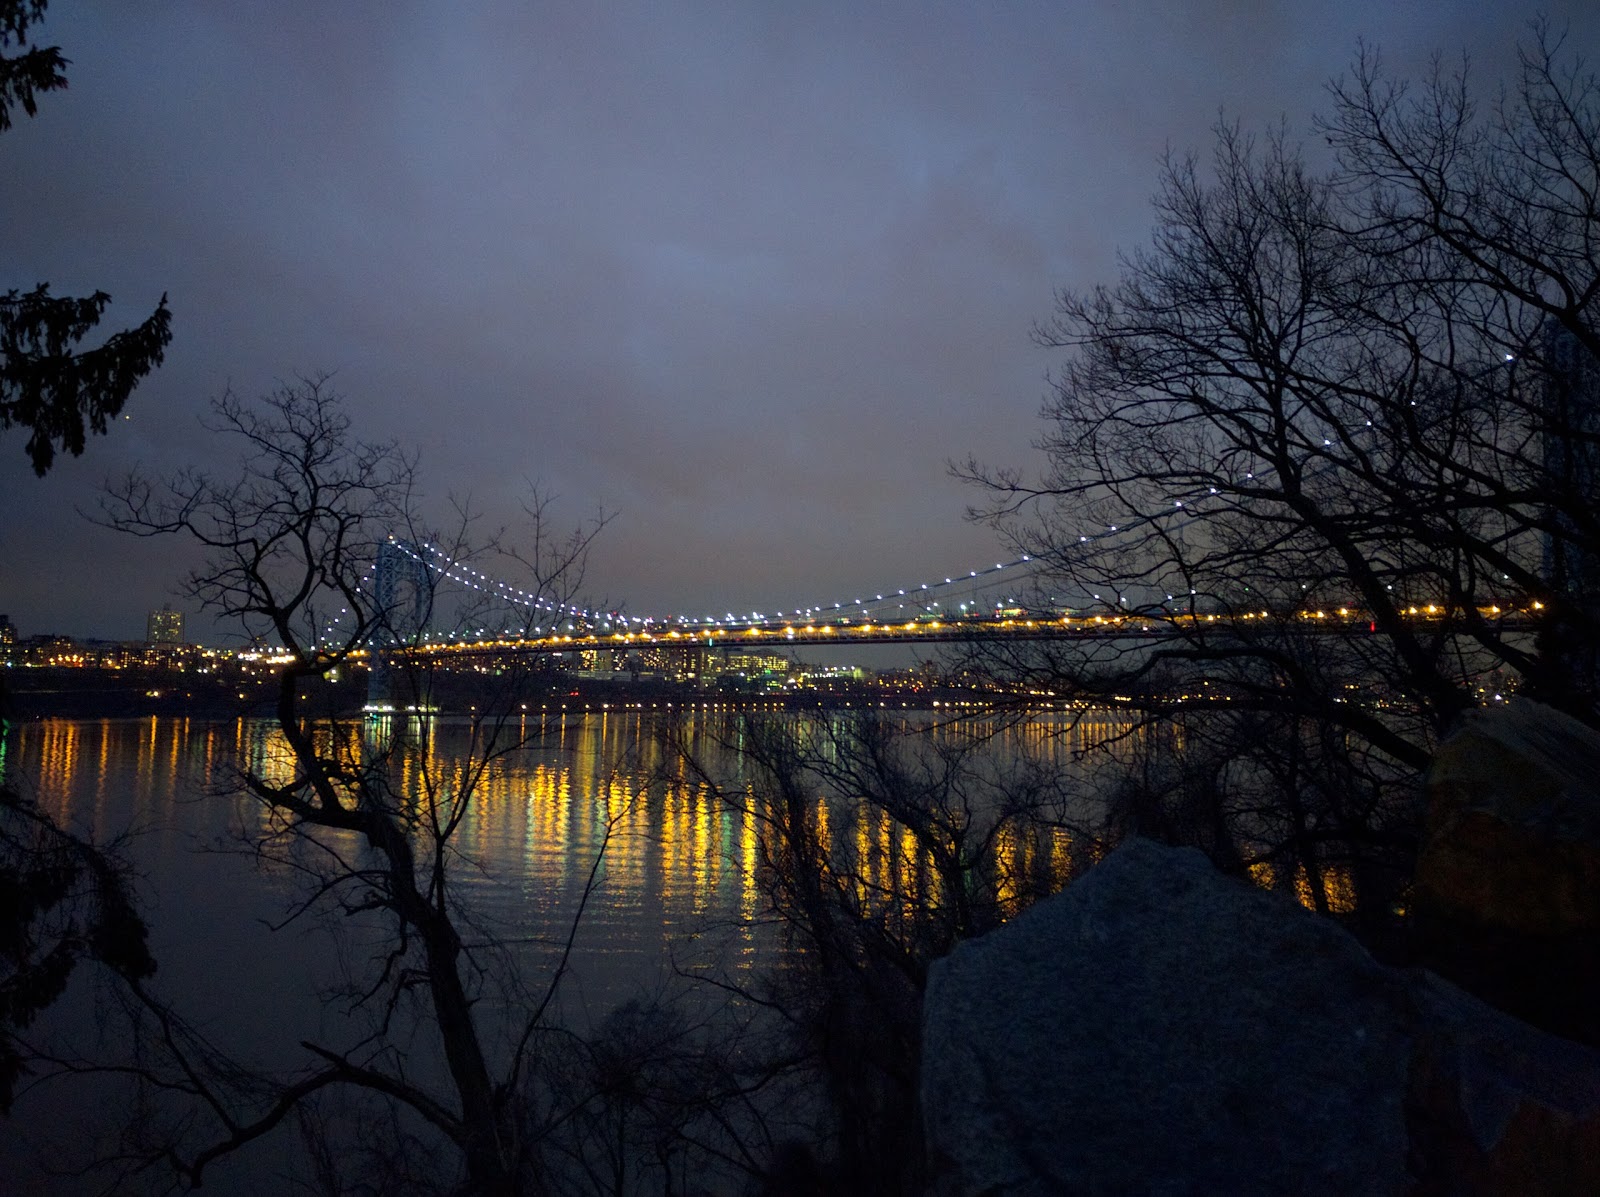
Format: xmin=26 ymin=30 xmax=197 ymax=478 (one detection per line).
xmin=1415 ymin=699 xmax=1600 ymax=1043
xmin=921 ymin=838 xmax=1600 ymax=1196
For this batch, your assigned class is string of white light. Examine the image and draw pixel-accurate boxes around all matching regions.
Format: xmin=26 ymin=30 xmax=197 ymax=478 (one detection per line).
xmin=404 ymin=539 xmax=1046 ymax=632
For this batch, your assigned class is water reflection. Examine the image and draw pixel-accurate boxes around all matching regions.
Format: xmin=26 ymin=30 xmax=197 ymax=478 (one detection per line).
xmin=4 ymin=712 xmax=1107 ymax=996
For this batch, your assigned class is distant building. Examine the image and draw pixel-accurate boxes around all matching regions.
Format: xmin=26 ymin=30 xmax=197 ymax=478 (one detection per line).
xmin=147 ymin=605 xmax=184 ymax=645
xmin=1543 ymin=323 xmax=1600 ymax=592
xmin=792 ymin=663 xmax=866 ymax=685
xmin=1539 ymin=321 xmax=1600 ymax=705
xmin=0 ymin=613 xmax=15 ymax=648
xmin=624 ymin=644 xmax=706 ymax=680
xmin=722 ymin=652 xmax=789 ymax=676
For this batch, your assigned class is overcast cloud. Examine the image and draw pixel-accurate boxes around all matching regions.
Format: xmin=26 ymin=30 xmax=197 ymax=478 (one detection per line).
xmin=4 ymin=1 xmax=1594 ymax=641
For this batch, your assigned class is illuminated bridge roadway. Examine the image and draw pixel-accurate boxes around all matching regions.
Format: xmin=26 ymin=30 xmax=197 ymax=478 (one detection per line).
xmin=375 ymin=602 xmax=1541 ymax=663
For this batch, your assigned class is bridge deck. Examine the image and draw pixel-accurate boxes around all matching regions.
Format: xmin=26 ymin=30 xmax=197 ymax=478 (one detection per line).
xmin=363 ymin=605 xmax=1536 ymax=659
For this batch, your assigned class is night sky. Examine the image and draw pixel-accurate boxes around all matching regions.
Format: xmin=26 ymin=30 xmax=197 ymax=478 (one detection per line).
xmin=4 ymin=2 xmax=1594 ymax=644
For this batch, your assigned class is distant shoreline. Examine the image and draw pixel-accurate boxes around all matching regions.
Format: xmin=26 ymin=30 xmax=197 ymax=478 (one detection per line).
xmin=2 ymin=666 xmax=1003 ymax=721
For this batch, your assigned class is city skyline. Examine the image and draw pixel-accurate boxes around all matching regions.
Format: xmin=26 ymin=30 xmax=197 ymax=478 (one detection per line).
xmin=5 ymin=1 xmax=1595 ymax=643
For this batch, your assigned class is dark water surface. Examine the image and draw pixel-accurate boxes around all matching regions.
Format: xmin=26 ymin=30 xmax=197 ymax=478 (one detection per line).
xmin=1 ymin=710 xmax=1104 ymax=1192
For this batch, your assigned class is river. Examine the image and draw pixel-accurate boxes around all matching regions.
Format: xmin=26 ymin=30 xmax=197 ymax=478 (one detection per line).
xmin=1 ymin=708 xmax=1110 ymax=1192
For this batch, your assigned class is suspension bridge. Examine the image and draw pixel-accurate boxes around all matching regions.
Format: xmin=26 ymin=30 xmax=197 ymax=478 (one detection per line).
xmin=341 ymin=531 xmax=1540 ymax=712
xmin=332 ymin=382 xmax=1553 ymax=710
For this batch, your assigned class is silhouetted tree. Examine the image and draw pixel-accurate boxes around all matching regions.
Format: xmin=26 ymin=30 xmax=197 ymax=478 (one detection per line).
xmin=0 ymin=1 xmax=64 ymax=131
xmin=1 ymin=0 xmax=171 ymax=474
xmin=961 ymin=26 xmax=1600 ymax=915
xmin=0 ymin=0 xmax=168 ymax=1119
xmin=668 ymin=710 xmax=1080 ymax=1195
xmin=94 ymin=378 xmax=624 ymax=1193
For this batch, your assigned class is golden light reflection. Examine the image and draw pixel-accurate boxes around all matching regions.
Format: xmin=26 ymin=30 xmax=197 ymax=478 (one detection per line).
xmin=8 ymin=709 xmax=1294 ymax=994
xmin=1249 ymin=860 xmax=1356 ymax=913
xmin=739 ymin=790 xmax=759 ymax=921
xmin=993 ymin=822 xmax=1021 ymax=915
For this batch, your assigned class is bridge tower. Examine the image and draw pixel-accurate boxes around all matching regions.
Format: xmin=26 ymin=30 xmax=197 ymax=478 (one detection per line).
xmin=366 ymin=539 xmax=434 ymax=712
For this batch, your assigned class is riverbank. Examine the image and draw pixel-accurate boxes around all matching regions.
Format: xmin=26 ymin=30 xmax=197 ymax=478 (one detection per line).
xmin=2 ymin=665 xmax=1011 ymax=720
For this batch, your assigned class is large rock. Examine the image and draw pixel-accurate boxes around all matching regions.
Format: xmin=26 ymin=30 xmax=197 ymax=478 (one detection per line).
xmin=1416 ymin=700 xmax=1600 ymax=1042
xmin=1420 ymin=699 xmax=1600 ymax=936
xmin=922 ymin=838 xmax=1600 ymax=1196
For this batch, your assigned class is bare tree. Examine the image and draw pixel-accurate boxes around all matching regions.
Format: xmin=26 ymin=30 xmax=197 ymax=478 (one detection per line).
xmin=93 ymin=377 xmax=615 ymax=1194
xmin=959 ymin=28 xmax=1600 ymax=914
xmin=665 ymin=710 xmax=1079 ymax=1195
